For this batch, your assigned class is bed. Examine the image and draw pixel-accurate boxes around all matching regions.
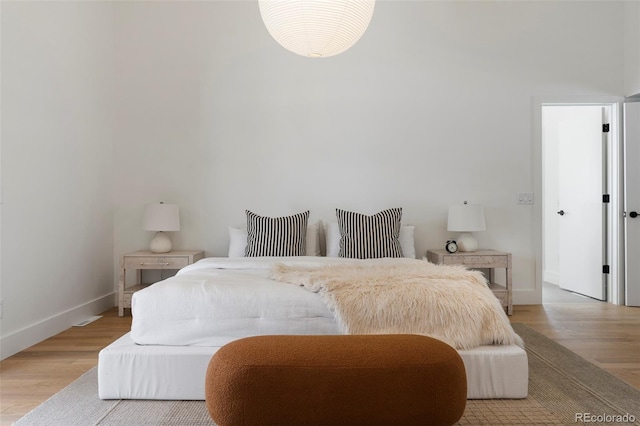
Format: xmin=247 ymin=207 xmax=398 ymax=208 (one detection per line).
xmin=98 ymin=209 xmax=528 ymax=400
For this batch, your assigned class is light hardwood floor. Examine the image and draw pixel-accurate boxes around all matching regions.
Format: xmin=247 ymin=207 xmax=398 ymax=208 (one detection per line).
xmin=1 ymin=302 xmax=638 ymax=425
xmin=0 ymin=308 xmax=132 ymax=425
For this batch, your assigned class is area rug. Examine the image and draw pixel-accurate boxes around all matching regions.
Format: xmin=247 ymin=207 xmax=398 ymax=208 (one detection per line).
xmin=14 ymin=324 xmax=640 ymax=426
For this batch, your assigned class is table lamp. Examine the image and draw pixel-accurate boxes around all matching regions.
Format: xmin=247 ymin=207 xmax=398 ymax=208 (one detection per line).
xmin=447 ymin=202 xmax=486 ymax=252
xmin=143 ymin=202 xmax=180 ymax=253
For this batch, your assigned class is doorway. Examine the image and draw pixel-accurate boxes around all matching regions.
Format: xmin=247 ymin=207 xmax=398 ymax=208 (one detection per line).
xmin=541 ymin=102 xmax=620 ymax=302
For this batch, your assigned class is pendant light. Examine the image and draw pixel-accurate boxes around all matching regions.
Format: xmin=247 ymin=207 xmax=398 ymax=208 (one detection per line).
xmin=259 ymin=0 xmax=375 ymax=58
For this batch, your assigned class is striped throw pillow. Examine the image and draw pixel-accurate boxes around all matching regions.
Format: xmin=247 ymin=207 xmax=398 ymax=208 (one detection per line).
xmin=245 ymin=210 xmax=309 ymax=257
xmin=336 ymin=208 xmax=404 ymax=259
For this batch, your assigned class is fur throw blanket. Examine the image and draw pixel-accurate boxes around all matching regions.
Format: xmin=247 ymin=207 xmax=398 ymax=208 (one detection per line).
xmin=270 ymin=259 xmax=523 ymax=350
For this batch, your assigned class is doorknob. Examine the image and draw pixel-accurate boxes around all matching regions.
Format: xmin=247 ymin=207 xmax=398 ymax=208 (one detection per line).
xmin=557 ymin=210 xmax=565 ymax=216
xmin=630 ymin=211 xmax=639 ymax=218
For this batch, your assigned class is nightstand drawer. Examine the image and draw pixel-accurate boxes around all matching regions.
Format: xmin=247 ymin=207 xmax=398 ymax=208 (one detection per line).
xmin=124 ymin=256 xmax=189 ymax=270
xmin=443 ymin=255 xmax=508 ymax=268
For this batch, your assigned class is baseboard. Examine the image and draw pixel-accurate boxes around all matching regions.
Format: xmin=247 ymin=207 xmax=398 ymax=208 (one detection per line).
xmin=543 ymin=270 xmax=559 ymax=285
xmin=0 ymin=293 xmax=115 ymax=360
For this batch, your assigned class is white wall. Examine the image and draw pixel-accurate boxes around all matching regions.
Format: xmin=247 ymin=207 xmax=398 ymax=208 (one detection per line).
xmin=0 ymin=2 xmax=115 ymax=359
xmin=112 ymin=1 xmax=625 ymax=305
xmin=625 ymin=1 xmax=640 ymax=96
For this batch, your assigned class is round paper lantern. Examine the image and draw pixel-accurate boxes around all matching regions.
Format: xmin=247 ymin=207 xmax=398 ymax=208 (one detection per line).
xmin=259 ymin=0 xmax=375 ymax=58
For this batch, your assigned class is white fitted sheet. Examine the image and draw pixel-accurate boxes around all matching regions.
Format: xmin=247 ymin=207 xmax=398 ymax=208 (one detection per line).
xmin=98 ymin=333 xmax=218 ymax=400
xmin=459 ymin=344 xmax=529 ymax=399
xmin=98 ymin=333 xmax=528 ymax=400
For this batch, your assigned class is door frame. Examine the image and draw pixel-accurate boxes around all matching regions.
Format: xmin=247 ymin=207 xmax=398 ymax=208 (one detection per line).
xmin=624 ymin=99 xmax=640 ymax=306
xmin=533 ymin=96 xmax=624 ymax=305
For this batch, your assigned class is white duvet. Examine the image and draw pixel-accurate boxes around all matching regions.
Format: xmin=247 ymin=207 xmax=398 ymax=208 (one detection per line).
xmin=131 ymin=257 xmax=361 ymax=346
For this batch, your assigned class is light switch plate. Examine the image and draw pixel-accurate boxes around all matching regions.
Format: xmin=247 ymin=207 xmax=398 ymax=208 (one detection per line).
xmin=517 ymin=192 xmax=534 ymax=205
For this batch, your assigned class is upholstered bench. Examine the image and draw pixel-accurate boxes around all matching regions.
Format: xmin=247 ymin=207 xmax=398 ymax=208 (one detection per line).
xmin=205 ymin=334 xmax=467 ymax=426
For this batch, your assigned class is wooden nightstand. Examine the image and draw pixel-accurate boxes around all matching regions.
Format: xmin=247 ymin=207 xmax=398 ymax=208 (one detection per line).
xmin=426 ymin=249 xmax=512 ymax=315
xmin=118 ymin=250 xmax=205 ymax=316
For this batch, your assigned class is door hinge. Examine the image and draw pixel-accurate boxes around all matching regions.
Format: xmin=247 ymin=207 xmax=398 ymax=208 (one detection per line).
xmin=603 ymin=124 xmax=610 ymax=133
xmin=603 ymin=194 xmax=610 ymax=203
xmin=603 ymin=265 xmax=610 ymax=274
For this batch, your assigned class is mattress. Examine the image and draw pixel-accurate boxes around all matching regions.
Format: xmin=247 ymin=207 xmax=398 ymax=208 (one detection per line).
xmin=131 ymin=256 xmax=519 ymax=348
xmin=98 ymin=333 xmax=528 ymax=400
xmin=131 ymin=257 xmax=354 ymax=346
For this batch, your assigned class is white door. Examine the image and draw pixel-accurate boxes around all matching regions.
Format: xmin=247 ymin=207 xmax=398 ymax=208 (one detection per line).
xmin=557 ymin=106 xmax=606 ymax=300
xmin=625 ymin=102 xmax=640 ymax=306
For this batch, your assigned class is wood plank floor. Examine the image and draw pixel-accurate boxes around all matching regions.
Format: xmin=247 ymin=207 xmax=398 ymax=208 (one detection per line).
xmin=0 ymin=308 xmax=132 ymax=425
xmin=1 ymin=302 xmax=639 ymax=425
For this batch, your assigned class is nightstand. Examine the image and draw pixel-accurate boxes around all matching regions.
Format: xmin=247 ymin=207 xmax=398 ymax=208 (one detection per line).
xmin=118 ymin=250 xmax=205 ymax=316
xmin=426 ymin=249 xmax=512 ymax=315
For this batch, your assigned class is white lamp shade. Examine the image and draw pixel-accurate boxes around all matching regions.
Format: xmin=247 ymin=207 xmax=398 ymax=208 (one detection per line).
xmin=447 ymin=204 xmax=486 ymax=232
xmin=259 ymin=0 xmax=375 ymax=58
xmin=143 ymin=203 xmax=180 ymax=232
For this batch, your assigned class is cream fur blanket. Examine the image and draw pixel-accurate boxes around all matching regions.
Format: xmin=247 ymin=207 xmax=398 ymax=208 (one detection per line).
xmin=270 ymin=259 xmax=523 ymax=350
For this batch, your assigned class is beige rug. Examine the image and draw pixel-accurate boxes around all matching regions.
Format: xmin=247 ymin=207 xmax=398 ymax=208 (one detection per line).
xmin=14 ymin=324 xmax=640 ymax=425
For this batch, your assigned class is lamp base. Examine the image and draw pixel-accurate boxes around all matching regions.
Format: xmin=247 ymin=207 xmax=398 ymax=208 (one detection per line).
xmin=149 ymin=231 xmax=172 ymax=253
xmin=457 ymin=233 xmax=478 ymax=252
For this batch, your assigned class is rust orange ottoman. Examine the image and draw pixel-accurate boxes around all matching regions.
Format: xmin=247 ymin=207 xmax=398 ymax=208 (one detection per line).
xmin=205 ymin=334 xmax=467 ymax=426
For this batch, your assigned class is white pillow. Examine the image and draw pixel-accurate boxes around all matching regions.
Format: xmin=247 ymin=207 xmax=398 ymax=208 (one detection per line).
xmin=399 ymin=225 xmax=416 ymax=259
xmin=228 ymin=226 xmax=248 ymax=257
xmin=325 ymin=222 xmax=416 ymax=259
xmin=325 ymin=222 xmax=341 ymax=258
xmin=228 ymin=221 xmax=321 ymax=257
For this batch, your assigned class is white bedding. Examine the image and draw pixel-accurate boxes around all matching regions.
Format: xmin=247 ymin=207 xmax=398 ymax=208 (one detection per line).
xmin=131 ymin=257 xmax=362 ymax=346
xmin=130 ymin=256 xmax=517 ymax=349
